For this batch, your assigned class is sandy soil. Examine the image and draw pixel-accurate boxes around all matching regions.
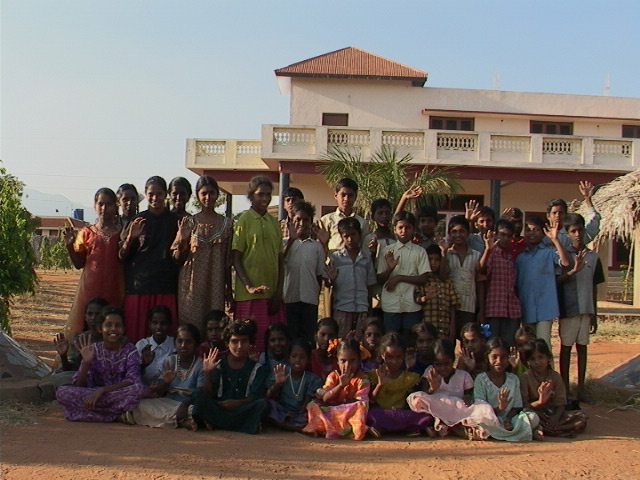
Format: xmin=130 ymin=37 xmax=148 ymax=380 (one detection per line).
xmin=1 ymin=271 xmax=639 ymax=480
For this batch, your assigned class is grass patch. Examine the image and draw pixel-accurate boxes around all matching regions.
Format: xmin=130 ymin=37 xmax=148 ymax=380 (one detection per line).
xmin=0 ymin=401 xmax=54 ymax=426
xmin=594 ymin=316 xmax=640 ymax=343
xmin=582 ymin=379 xmax=640 ymax=409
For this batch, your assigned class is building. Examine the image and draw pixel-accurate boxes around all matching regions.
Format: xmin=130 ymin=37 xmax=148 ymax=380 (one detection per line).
xmin=33 ymin=216 xmax=87 ymax=237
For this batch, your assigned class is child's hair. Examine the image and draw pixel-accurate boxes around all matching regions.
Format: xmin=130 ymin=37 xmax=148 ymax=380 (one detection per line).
xmin=263 ymin=322 xmax=291 ymax=353
xmin=514 ymin=324 xmax=535 ymax=340
xmin=283 ymin=187 xmax=304 ymax=199
xmin=393 ymin=210 xmax=416 ymax=227
xmin=433 ymin=338 xmax=455 ymax=360
xmin=546 ymin=198 xmax=568 ymax=214
xmin=86 ymin=297 xmax=108 ymax=313
xmin=525 ymin=215 xmax=545 ymax=229
xmin=379 ymin=332 xmax=407 ymax=352
xmin=494 ymin=219 xmax=515 ymax=233
xmin=145 ymin=176 xmax=168 ymax=192
xmin=223 ymin=318 xmax=257 ymax=344
xmin=203 ymin=309 xmax=227 ymax=324
xmin=336 ymin=339 xmax=362 ymax=358
xmin=448 ymin=215 xmax=470 ymax=233
xmin=335 ymin=178 xmax=358 ymax=193
xmin=177 ymin=323 xmax=201 ymax=346
xmin=563 ymin=213 xmax=585 ymax=230
xmin=521 ymin=339 xmax=553 ymax=365
xmin=290 ymin=338 xmax=312 ymax=358
xmin=169 ymin=177 xmax=193 ymax=198
xmin=364 ymin=317 xmax=386 ymax=335
xmin=425 ymin=244 xmax=441 ymax=256
xmin=484 ymin=336 xmax=508 ymax=359
xmin=147 ymin=304 xmax=171 ymax=324
xmin=412 ymin=321 xmax=438 ymax=339
xmin=96 ymin=305 xmax=125 ymax=331
xmin=417 ymin=205 xmax=438 ymax=221
xmin=247 ymin=175 xmax=273 ymax=198
xmin=337 ymin=217 xmax=361 ymax=235
xmin=371 ymin=198 xmax=392 ymax=216
xmin=461 ymin=322 xmax=484 ymax=339
xmin=195 ymin=175 xmax=220 ymax=197
xmin=502 ymin=207 xmax=523 ymax=220
xmin=477 ymin=206 xmax=495 ymax=222
xmin=291 ymin=200 xmax=315 ymax=218
xmin=116 ymin=184 xmax=139 ymax=215
xmin=317 ymin=317 xmax=339 ymax=336
xmin=94 ymin=187 xmax=117 ymax=206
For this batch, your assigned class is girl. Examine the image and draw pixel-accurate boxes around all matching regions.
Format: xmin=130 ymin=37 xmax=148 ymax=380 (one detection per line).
xmin=520 ymin=339 xmax=587 ymax=437
xmin=266 ymin=339 xmax=322 ymax=431
xmin=360 ymin=318 xmax=385 ymax=372
xmin=63 ymin=188 xmax=124 ymax=340
xmin=56 ymin=306 xmax=144 ymax=422
xmin=135 ymin=305 xmax=176 ymax=386
xmin=303 ymin=339 xmax=371 ymax=440
xmin=406 ymin=322 xmax=438 ymax=375
xmin=367 ymin=333 xmax=432 ymax=435
xmin=473 ymin=337 xmax=540 ymax=441
xmin=198 ymin=310 xmax=228 ymax=357
xmin=191 ymin=319 xmax=269 ymax=434
xmin=119 ymin=176 xmax=179 ymax=343
xmin=117 ymin=183 xmax=140 ymax=229
xmin=168 ymin=176 xmax=193 ymax=218
xmin=258 ymin=323 xmax=290 ymax=375
xmin=310 ymin=317 xmax=338 ymax=381
xmin=130 ymin=323 xmax=204 ymax=428
xmin=510 ymin=325 xmax=536 ymax=376
xmin=232 ymin=176 xmax=285 ymax=352
xmin=171 ymin=176 xmax=232 ymax=338
xmin=456 ymin=322 xmax=487 ymax=378
xmin=407 ymin=339 xmax=496 ymax=439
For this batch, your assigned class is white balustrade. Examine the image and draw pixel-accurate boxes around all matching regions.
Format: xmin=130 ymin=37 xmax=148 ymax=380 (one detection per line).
xmin=237 ymin=142 xmax=261 ymax=156
xmin=328 ymin=129 xmax=370 ymax=147
xmin=490 ymin=136 xmax=530 ymax=153
xmin=273 ymin=129 xmax=315 ymax=146
xmin=542 ymin=138 xmax=581 ymax=155
xmin=594 ymin=140 xmax=632 ymax=158
xmin=382 ymin=131 xmax=424 ymax=148
xmin=197 ymin=141 xmax=225 ymax=156
xmin=437 ymin=133 xmax=477 ymax=151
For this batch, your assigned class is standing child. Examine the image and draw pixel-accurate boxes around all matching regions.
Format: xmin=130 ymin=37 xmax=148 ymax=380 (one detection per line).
xmin=283 ymin=200 xmax=325 ymax=344
xmin=557 ymin=213 xmax=605 ymax=401
xmin=393 ymin=185 xmax=438 ymax=250
xmin=266 ymin=339 xmax=322 ymax=431
xmin=406 ymin=322 xmax=438 ymax=375
xmin=198 ymin=310 xmax=228 ymax=357
xmin=501 ymin=208 xmax=527 ymax=257
xmin=168 ymin=177 xmax=192 ymax=218
xmin=377 ymin=211 xmax=430 ymax=336
xmin=520 ymin=339 xmax=587 ymax=437
xmin=191 ymin=319 xmax=269 ymax=434
xmin=280 ymin=187 xmax=304 ymax=240
xmin=310 ymin=317 xmax=339 ymax=381
xmin=117 ymin=183 xmax=140 ymax=229
xmin=456 ymin=323 xmax=487 ymax=378
xmin=232 ymin=176 xmax=285 ymax=352
xmin=56 ymin=306 xmax=144 ymax=422
xmin=303 ymin=339 xmax=371 ymax=440
xmin=135 ymin=305 xmax=176 ymax=386
xmin=465 ymin=202 xmax=495 ymax=254
xmin=364 ymin=198 xmax=396 ymax=263
xmin=326 ymin=218 xmax=377 ymax=340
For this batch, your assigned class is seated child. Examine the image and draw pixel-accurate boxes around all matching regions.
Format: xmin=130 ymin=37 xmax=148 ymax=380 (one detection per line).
xmin=360 ymin=318 xmax=385 ymax=372
xmin=406 ymin=322 xmax=438 ymax=375
xmin=136 ymin=305 xmax=176 ymax=386
xmin=56 ymin=306 xmax=144 ymax=422
xmin=198 ymin=310 xmax=228 ymax=357
xmin=303 ymin=339 xmax=371 ymax=440
xmin=310 ymin=317 xmax=339 ymax=381
xmin=130 ymin=324 xmax=204 ymax=428
xmin=509 ymin=325 xmax=536 ymax=376
xmin=520 ymin=339 xmax=587 ymax=437
xmin=367 ymin=333 xmax=432 ymax=435
xmin=456 ymin=322 xmax=487 ymax=378
xmin=266 ymin=339 xmax=322 ymax=431
xmin=191 ymin=318 xmax=269 ymax=434
xmin=258 ymin=322 xmax=291 ymax=380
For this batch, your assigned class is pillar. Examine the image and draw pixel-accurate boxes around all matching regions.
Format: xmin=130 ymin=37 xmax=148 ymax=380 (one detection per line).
xmin=490 ymin=179 xmax=501 ymax=214
xmin=225 ymin=192 xmax=232 ymax=218
xmin=279 ymin=172 xmax=290 ymax=220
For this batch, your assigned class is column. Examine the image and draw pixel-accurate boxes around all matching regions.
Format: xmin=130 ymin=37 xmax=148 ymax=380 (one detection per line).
xmin=490 ymin=179 xmax=501 ymax=214
xmin=279 ymin=172 xmax=290 ymax=220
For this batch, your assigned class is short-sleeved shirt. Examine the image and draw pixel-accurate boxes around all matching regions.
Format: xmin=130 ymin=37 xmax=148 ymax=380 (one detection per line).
xmin=135 ymin=335 xmax=176 ymax=385
xmin=447 ymin=248 xmax=481 ymax=313
xmin=232 ymin=208 xmax=282 ymax=302
xmin=416 ymin=274 xmax=459 ymax=337
xmin=319 ymin=209 xmax=369 ymax=251
xmin=520 ymin=368 xmax=566 ymax=408
xmin=368 ymin=370 xmax=420 ymax=409
xmin=283 ymin=237 xmax=325 ymax=305
xmin=473 ymin=372 xmax=522 ymax=422
xmin=322 ymin=370 xmax=370 ymax=404
xmin=485 ymin=246 xmax=521 ymax=319
xmin=516 ymin=243 xmax=562 ymax=324
xmin=467 ymin=233 xmax=485 ymax=254
xmin=377 ymin=241 xmax=430 ymax=313
xmin=267 ymin=370 xmax=322 ymax=414
xmin=558 ymin=246 xmax=605 ymax=317
xmin=330 ymin=248 xmax=377 ymax=312
xmin=421 ymin=366 xmax=473 ymax=398
xmin=544 ymin=207 xmax=601 ymax=248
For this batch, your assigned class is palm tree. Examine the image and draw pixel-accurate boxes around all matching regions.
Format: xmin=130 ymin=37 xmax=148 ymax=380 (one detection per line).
xmin=317 ymin=144 xmax=461 ymax=217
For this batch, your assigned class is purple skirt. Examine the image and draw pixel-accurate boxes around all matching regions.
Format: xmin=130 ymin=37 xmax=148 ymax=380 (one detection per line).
xmin=367 ymin=407 xmax=433 ymax=432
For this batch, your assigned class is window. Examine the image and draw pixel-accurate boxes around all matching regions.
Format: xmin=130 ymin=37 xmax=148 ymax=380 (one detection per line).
xmin=322 ymin=113 xmax=348 ymax=126
xmin=622 ymin=125 xmax=640 ymax=138
xmin=530 ymin=121 xmax=573 ymax=135
xmin=430 ymin=117 xmax=474 ymax=131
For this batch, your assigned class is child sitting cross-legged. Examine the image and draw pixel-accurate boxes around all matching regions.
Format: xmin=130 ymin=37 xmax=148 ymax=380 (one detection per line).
xmin=136 ymin=305 xmax=176 ymax=387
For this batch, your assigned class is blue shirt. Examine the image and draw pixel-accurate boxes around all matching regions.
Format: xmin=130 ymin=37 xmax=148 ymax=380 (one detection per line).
xmin=558 ymin=246 xmax=605 ymax=317
xmin=515 ymin=243 xmax=561 ymax=324
xmin=330 ymin=248 xmax=377 ymax=312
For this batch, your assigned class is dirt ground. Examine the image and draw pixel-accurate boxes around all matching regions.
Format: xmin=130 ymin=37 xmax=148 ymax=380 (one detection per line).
xmin=1 ymin=271 xmax=639 ymax=480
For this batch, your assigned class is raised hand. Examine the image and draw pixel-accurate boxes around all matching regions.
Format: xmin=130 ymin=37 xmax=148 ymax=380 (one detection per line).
xmin=62 ymin=225 xmax=76 ymax=248
xmin=537 ymin=381 xmax=553 ymax=404
xmin=53 ymin=333 xmax=69 ymax=356
xmin=384 ymin=249 xmax=398 ymax=270
xmin=570 ymin=249 xmax=587 ymax=275
xmin=368 ymin=236 xmax=378 ymax=255
xmin=465 ymin=200 xmax=480 ymax=223
xmin=273 ymin=363 xmax=289 ymax=385
xmin=544 ymin=220 xmax=561 ymax=241
xmin=376 ymin=364 xmax=390 ymax=386
xmin=403 ymin=185 xmax=424 ymax=200
xmin=202 ymin=348 xmax=221 ymax=373
xmin=426 ymin=367 xmax=441 ymax=393
xmin=77 ymin=334 xmax=95 ymax=365
xmin=508 ymin=346 xmax=520 ymax=369
xmin=460 ymin=346 xmax=476 ymax=372
xmin=578 ymin=180 xmax=595 ymax=201
xmin=248 ymin=345 xmax=259 ymax=362
xmin=128 ymin=217 xmax=146 ymax=240
xmin=287 ymin=220 xmax=299 ymax=241
xmin=325 ymin=260 xmax=338 ymax=283
xmin=501 ymin=207 xmax=515 ymax=219
xmin=161 ymin=368 xmax=177 ymax=385
xmin=177 ymin=216 xmax=194 ymax=239
xmin=312 ymin=222 xmax=330 ymax=247
xmin=483 ymin=230 xmax=498 ymax=250
xmin=141 ymin=344 xmax=155 ymax=366
xmin=338 ymin=362 xmax=353 ymax=387
xmin=497 ymin=387 xmax=512 ymax=412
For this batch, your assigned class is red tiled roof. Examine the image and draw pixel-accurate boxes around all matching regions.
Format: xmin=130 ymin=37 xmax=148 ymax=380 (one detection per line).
xmin=36 ymin=216 xmax=87 ymax=229
xmin=275 ymin=47 xmax=427 ymax=85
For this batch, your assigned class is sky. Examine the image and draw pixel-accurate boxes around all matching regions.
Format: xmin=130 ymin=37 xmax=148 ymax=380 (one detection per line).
xmin=1 ymin=0 xmax=639 ymax=221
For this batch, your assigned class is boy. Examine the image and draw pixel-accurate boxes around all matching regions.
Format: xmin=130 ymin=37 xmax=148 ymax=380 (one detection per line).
xmin=364 ymin=198 xmax=395 ymax=311
xmin=135 ymin=305 xmax=175 ymax=385
xmin=415 ymin=244 xmax=459 ymax=339
xmin=394 ymin=185 xmax=438 ymax=249
xmin=501 ymin=207 xmax=527 ymax=256
xmin=198 ymin=309 xmax=228 ymax=357
xmin=326 ymin=217 xmax=377 ymax=340
xmin=319 ymin=178 xmax=369 ymax=251
xmin=377 ymin=211 xmax=430 ymax=335
xmin=281 ymin=187 xmax=304 ymax=240
xmin=557 ymin=213 xmax=605 ymax=401
xmin=546 ymin=180 xmax=601 ymax=248
xmin=283 ymin=201 xmax=326 ymax=344
xmin=478 ymin=219 xmax=521 ymax=347
xmin=466 ymin=202 xmax=495 ymax=253
xmin=516 ymin=216 xmax=569 ymax=346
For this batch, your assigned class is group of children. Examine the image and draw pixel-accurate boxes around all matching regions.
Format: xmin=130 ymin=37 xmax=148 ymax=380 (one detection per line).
xmin=52 ymin=173 xmax=601 ymax=442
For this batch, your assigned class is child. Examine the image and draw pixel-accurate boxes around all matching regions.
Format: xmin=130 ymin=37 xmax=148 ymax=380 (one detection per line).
xmin=545 ymin=180 xmax=600 ymax=248
xmin=56 ymin=306 xmax=144 ymax=422
xmin=465 ymin=202 xmax=495 ymax=254
xmin=516 ymin=216 xmax=570 ymax=346
xmin=303 ymin=339 xmax=371 ymax=440
xmin=283 ymin=200 xmax=326 ymax=344
xmin=406 ymin=322 xmax=438 ymax=375
xmin=360 ymin=318 xmax=385 ymax=372
xmin=136 ymin=305 xmax=176 ymax=386
xmin=367 ymin=333 xmax=432 ymax=435
xmin=364 ymin=198 xmax=396 ymax=262
xmin=198 ymin=310 xmax=228 ymax=357
xmin=406 ymin=339 xmax=495 ymax=439
xmin=520 ymin=339 xmax=587 ymax=437
xmin=191 ymin=318 xmax=269 ymax=434
xmin=310 ymin=317 xmax=339 ymax=381
xmin=377 ymin=211 xmax=430 ymax=335
xmin=501 ymin=207 xmax=527 ymax=256
xmin=473 ymin=337 xmax=540 ymax=441
xmin=116 ymin=183 xmax=140 ymax=229
xmin=130 ymin=324 xmax=204 ymax=428
xmin=319 ymin=178 xmax=369 ymax=252
xmin=232 ymin=176 xmax=285 ymax=352
xmin=168 ymin=176 xmax=192 ymax=218
xmin=558 ymin=213 xmax=605 ymax=401
xmin=266 ymin=339 xmax=322 ymax=431
xmin=258 ymin=322 xmax=291 ymax=375
xmin=326 ymin=217 xmax=377 ymax=340
xmin=394 ymin=185 xmax=438 ymax=250
xmin=415 ymin=245 xmax=459 ymax=339
xmin=510 ymin=325 xmax=536 ymax=376
xmin=456 ymin=322 xmax=487 ymax=378
xmin=479 ymin=219 xmax=521 ymax=347
xmin=280 ymin=186 xmax=304 ymax=240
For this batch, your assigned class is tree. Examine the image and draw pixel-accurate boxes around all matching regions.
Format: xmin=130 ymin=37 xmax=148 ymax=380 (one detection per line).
xmin=0 ymin=163 xmax=38 ymax=333
xmin=317 ymin=145 xmax=462 ymax=217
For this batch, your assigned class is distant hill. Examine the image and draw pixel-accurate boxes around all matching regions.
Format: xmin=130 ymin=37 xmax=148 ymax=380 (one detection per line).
xmin=22 ymin=188 xmax=95 ymax=222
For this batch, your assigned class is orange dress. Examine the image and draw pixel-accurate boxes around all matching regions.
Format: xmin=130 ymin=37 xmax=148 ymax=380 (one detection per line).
xmin=302 ymin=370 xmax=370 ymax=440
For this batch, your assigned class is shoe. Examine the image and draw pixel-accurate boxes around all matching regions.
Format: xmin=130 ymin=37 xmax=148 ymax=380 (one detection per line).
xmin=368 ymin=427 xmax=382 ymax=438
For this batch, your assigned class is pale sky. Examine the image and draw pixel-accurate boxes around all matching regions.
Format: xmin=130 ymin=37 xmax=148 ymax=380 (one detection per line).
xmin=2 ymin=0 xmax=639 ymax=221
